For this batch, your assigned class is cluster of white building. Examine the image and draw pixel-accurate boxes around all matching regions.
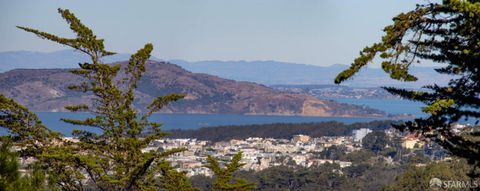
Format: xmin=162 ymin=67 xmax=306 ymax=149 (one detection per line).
xmin=142 ymin=126 xmax=440 ymax=177
xmin=143 ymin=131 xmax=383 ymax=177
xmin=17 ymin=126 xmax=434 ymax=177
xmin=16 ymin=124 xmax=468 ymax=179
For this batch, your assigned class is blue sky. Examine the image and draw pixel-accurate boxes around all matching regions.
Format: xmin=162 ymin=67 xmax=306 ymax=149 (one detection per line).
xmin=1 ymin=0 xmax=426 ymax=66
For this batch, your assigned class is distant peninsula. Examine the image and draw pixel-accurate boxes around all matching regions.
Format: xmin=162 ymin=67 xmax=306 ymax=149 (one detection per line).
xmin=0 ymin=61 xmax=392 ymax=118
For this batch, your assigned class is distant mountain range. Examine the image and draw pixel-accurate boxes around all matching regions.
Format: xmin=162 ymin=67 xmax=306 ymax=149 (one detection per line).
xmin=0 ymin=50 xmax=448 ymax=88
xmin=0 ymin=61 xmax=391 ymax=117
xmin=172 ymin=60 xmax=448 ymax=88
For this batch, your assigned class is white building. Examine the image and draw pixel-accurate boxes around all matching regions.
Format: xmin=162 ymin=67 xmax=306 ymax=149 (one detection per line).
xmin=352 ymin=128 xmax=372 ymax=142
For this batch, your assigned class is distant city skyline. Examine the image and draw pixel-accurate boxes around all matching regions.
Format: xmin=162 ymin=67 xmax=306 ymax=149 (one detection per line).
xmin=1 ymin=0 xmax=434 ymax=67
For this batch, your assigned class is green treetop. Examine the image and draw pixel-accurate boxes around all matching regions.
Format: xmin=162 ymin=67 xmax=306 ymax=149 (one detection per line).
xmin=1 ymin=8 xmax=253 ymax=191
xmin=11 ymin=8 xmax=187 ymax=191
xmin=335 ymin=0 xmax=480 ymax=170
xmin=206 ymin=152 xmax=255 ymax=191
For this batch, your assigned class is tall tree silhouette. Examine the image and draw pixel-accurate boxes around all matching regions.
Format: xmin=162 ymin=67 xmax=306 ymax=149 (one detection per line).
xmin=3 ymin=8 xmax=187 ymax=190
xmin=335 ymin=0 xmax=480 ymax=169
xmin=2 ymin=8 xmax=253 ymax=191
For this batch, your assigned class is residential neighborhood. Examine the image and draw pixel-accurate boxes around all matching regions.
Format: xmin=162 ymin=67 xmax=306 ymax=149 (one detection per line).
xmin=143 ymin=127 xmax=442 ymax=177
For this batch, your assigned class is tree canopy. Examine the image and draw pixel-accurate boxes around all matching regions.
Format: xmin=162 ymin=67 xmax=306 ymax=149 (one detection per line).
xmin=335 ymin=0 xmax=480 ymax=169
xmin=12 ymin=8 xmax=187 ymax=190
xmin=1 ymin=8 xmax=253 ymax=191
xmin=206 ymin=152 xmax=255 ymax=191
xmin=362 ymin=132 xmax=388 ymax=154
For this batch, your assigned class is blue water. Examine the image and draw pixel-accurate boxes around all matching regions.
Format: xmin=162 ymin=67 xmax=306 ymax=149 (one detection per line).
xmin=33 ymin=113 xmax=380 ymax=136
xmin=1 ymin=99 xmax=455 ymax=136
xmin=332 ymin=98 xmax=426 ymax=117
xmin=333 ymin=98 xmax=478 ymax=124
xmin=2 ymin=99 xmax=476 ymax=137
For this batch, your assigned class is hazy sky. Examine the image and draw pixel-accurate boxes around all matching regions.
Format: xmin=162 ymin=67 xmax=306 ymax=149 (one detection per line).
xmin=1 ymin=0 xmax=426 ymax=66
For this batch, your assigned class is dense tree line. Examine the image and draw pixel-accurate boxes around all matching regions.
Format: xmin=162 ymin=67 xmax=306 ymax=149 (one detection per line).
xmin=191 ymin=153 xmax=474 ymax=191
xmin=166 ymin=120 xmax=394 ymax=142
xmin=384 ymin=159 xmax=478 ymax=191
xmin=191 ymin=161 xmax=405 ymax=191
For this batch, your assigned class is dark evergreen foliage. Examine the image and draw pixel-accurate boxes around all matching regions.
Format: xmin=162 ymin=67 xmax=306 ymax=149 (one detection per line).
xmin=167 ymin=120 xmax=394 ymax=142
xmin=1 ymin=8 xmax=253 ymax=191
xmin=191 ymin=162 xmax=404 ymax=191
xmin=383 ymin=159 xmax=476 ymax=191
xmin=206 ymin=152 xmax=255 ymax=191
xmin=334 ymin=0 xmax=480 ymax=169
xmin=0 ymin=137 xmax=51 ymax=191
xmin=13 ymin=8 xmax=188 ymax=190
xmin=362 ymin=131 xmax=388 ymax=154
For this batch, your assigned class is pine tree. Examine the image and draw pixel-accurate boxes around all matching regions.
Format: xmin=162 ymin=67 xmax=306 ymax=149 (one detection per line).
xmin=205 ymin=152 xmax=255 ymax=191
xmin=0 ymin=137 xmax=21 ymax=191
xmin=158 ymin=160 xmax=199 ymax=191
xmin=334 ymin=0 xmax=480 ymax=169
xmin=3 ymin=8 xmax=187 ymax=190
xmin=0 ymin=137 xmax=51 ymax=191
xmin=1 ymin=8 xmax=254 ymax=191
